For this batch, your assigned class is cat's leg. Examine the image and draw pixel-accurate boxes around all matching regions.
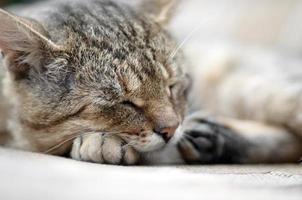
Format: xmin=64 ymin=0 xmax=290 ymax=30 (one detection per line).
xmin=142 ymin=112 xmax=302 ymax=165
xmin=70 ymin=133 xmax=139 ymax=165
xmin=178 ymin=112 xmax=302 ymax=164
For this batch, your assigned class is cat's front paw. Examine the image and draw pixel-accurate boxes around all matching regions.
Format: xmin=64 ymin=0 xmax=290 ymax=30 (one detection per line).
xmin=178 ymin=114 xmax=247 ymax=164
xmin=70 ymin=133 xmax=140 ymax=165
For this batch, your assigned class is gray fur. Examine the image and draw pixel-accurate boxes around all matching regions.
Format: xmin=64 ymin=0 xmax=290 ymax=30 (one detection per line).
xmin=1 ymin=0 xmax=301 ymax=164
xmin=0 ymin=0 xmax=189 ymax=156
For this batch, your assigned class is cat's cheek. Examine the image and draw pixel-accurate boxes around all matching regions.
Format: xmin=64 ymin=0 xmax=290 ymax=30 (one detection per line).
xmin=174 ymin=102 xmax=187 ymax=121
xmin=169 ymin=125 xmax=184 ymax=145
xmin=170 ymin=93 xmax=188 ymax=120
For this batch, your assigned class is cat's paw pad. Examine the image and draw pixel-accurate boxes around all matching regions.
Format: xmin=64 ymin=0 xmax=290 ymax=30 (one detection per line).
xmin=178 ymin=115 xmax=245 ymax=164
xmin=70 ymin=133 xmax=139 ymax=165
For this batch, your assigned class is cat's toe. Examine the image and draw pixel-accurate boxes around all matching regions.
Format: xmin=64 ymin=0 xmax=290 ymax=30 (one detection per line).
xmin=70 ymin=133 xmax=105 ymax=163
xmin=101 ymin=135 xmax=140 ymax=165
xmin=178 ymin=127 xmax=222 ymax=164
xmin=101 ymin=135 xmax=124 ymax=164
xmin=122 ymin=145 xmax=140 ymax=165
xmin=70 ymin=133 xmax=140 ymax=165
xmin=178 ymin=117 xmax=247 ymax=164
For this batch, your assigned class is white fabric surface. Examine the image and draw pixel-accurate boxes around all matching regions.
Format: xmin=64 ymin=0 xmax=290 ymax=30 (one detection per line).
xmin=0 ymin=147 xmax=301 ymax=200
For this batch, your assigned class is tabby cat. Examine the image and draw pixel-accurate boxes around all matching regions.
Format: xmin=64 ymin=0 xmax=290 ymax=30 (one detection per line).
xmin=0 ymin=0 xmax=301 ymax=165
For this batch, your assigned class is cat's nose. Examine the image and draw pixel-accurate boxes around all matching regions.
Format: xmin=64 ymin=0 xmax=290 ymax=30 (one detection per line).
xmin=153 ymin=123 xmax=179 ymax=143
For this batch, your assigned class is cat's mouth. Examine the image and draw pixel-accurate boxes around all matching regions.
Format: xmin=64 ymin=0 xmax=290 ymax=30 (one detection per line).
xmin=120 ymin=125 xmax=183 ymax=153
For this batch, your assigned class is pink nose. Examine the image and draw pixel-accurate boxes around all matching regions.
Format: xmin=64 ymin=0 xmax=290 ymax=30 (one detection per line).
xmin=153 ymin=123 xmax=179 ymax=143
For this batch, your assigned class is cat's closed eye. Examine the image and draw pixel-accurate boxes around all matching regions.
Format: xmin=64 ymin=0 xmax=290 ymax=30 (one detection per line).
xmin=169 ymin=84 xmax=176 ymax=91
xmin=166 ymin=84 xmax=175 ymax=97
xmin=121 ymin=100 xmax=138 ymax=109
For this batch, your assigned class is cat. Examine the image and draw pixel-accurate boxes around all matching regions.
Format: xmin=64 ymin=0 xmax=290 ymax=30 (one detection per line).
xmin=0 ymin=0 xmax=301 ymax=165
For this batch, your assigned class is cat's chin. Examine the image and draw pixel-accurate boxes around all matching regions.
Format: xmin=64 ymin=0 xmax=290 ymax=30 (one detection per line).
xmin=132 ymin=134 xmax=167 ymax=153
xmin=134 ymin=144 xmax=166 ymax=153
xmin=131 ymin=126 xmax=184 ymax=153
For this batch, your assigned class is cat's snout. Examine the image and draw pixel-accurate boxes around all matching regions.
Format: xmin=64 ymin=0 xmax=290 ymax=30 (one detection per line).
xmin=153 ymin=123 xmax=179 ymax=143
xmin=147 ymin=102 xmax=180 ymax=143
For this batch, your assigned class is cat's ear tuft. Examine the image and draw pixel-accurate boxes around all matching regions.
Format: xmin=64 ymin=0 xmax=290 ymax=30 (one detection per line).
xmin=0 ymin=9 xmax=62 ymax=79
xmin=142 ymin=0 xmax=179 ymax=25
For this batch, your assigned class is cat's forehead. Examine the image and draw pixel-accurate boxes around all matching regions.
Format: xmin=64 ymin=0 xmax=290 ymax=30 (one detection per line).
xmin=71 ymin=40 xmax=182 ymax=103
xmin=56 ymin=0 xmax=176 ymax=54
xmin=60 ymin=1 xmax=183 ymax=98
xmin=73 ymin=43 xmax=179 ymax=93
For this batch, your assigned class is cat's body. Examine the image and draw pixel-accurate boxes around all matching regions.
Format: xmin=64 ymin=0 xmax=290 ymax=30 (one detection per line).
xmin=187 ymin=46 xmax=302 ymax=163
xmin=0 ymin=0 xmax=302 ymax=165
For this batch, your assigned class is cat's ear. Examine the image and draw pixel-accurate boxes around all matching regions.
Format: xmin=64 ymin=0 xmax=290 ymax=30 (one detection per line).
xmin=141 ymin=0 xmax=179 ymax=25
xmin=0 ymin=9 xmax=62 ymax=79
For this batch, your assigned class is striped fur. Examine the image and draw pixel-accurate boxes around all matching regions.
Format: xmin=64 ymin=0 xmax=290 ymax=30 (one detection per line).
xmin=0 ymin=0 xmax=189 ymax=158
xmin=0 ymin=0 xmax=301 ymax=164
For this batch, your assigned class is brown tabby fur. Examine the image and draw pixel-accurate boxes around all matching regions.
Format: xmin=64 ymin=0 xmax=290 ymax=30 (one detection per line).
xmin=0 ymin=0 xmax=189 ymax=155
xmin=0 ymin=0 xmax=302 ymax=164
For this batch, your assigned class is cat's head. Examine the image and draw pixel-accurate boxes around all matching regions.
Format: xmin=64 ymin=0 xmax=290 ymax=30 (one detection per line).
xmin=0 ymin=0 xmax=191 ymax=153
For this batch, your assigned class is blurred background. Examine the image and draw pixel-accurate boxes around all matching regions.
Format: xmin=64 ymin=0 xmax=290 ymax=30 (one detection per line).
xmin=169 ymin=0 xmax=302 ymax=57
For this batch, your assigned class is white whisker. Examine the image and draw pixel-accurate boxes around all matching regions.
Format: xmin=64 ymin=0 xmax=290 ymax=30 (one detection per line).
xmin=43 ymin=131 xmax=120 ymax=154
xmin=169 ymin=17 xmax=219 ymax=60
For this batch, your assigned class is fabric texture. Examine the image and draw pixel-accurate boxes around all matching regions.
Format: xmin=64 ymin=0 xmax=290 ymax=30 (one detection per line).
xmin=0 ymin=147 xmax=301 ymax=200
